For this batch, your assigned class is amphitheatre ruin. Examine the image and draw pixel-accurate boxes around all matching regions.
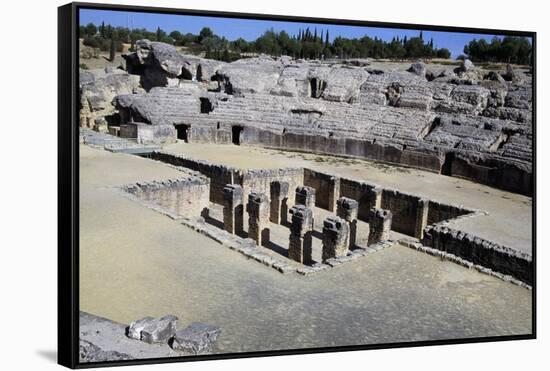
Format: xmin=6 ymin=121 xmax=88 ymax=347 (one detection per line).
xmin=78 ymin=39 xmax=533 ymax=361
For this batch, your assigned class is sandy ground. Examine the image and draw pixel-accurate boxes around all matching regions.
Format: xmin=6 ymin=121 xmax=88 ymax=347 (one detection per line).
xmin=163 ymin=142 xmax=533 ymax=255
xmin=80 ymin=144 xmax=532 ymax=356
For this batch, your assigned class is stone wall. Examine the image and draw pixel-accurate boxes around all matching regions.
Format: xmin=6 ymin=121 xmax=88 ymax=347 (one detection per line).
xmin=188 ymin=123 xmax=233 ymax=144
xmin=241 ymin=127 xmax=444 ymax=173
xmin=339 ymin=178 xmax=382 ymax=221
xmin=303 ymin=169 xmax=340 ymax=211
xmin=241 ymin=168 xmax=304 ymax=208
xmin=380 ymin=189 xmax=422 ymax=237
xmin=449 ymin=153 xmax=532 ymax=196
xmin=150 ymin=151 xmax=242 ymax=204
xmin=123 ymin=176 xmax=210 ymax=218
xmin=427 ymin=200 xmax=474 ymax=226
xmin=422 ymin=224 xmax=532 ymax=285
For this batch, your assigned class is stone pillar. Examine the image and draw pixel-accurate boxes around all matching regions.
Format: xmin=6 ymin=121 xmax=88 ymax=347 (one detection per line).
xmin=327 ymin=176 xmax=341 ymax=212
xmin=336 ymin=197 xmax=359 ymax=249
xmin=368 ymin=186 xmax=383 ymax=209
xmin=270 ymin=181 xmax=289 ymax=224
xmin=415 ymin=198 xmax=429 ymax=239
xmin=246 ymin=192 xmax=270 ymax=246
xmin=295 ymin=186 xmax=316 ymax=208
xmin=288 ymin=205 xmax=314 ymax=265
xmin=322 ymin=216 xmax=350 ymax=262
xmin=223 ymin=184 xmax=244 ymax=235
xmin=368 ymin=208 xmax=392 ymax=245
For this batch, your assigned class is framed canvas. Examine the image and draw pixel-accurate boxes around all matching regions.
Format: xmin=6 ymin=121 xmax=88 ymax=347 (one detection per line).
xmin=58 ymin=2 xmax=536 ymax=368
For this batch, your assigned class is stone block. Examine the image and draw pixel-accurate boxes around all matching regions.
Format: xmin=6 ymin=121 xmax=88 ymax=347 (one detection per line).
xmin=127 ymin=315 xmax=178 ymax=344
xmin=295 ymin=186 xmax=316 ymax=208
xmin=223 ymin=184 xmax=244 ymax=235
xmin=337 ymin=197 xmax=359 ymax=248
xmin=246 ymin=192 xmax=270 ymax=246
xmin=288 ymin=205 xmax=314 ymax=264
xmin=322 ymin=216 xmax=350 ymax=261
xmin=270 ymin=181 xmax=290 ymax=224
xmin=171 ymin=322 xmax=222 ymax=354
xmin=368 ymin=208 xmax=393 ymax=245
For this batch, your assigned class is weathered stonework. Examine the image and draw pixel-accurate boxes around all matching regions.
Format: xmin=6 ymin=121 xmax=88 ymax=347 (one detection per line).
xmin=223 ymin=184 xmax=244 ymax=235
xmin=112 ymin=44 xmax=533 ymax=195
xmin=336 ymin=197 xmax=359 ymax=249
xmin=123 ymin=175 xmax=210 ymax=219
xmin=288 ymin=205 xmax=314 ymax=265
xmin=171 ymin=322 xmax=222 ymax=354
xmin=322 ymin=216 xmax=350 ymax=262
xmin=415 ymin=198 xmax=430 ymax=239
xmin=295 ymin=185 xmax=316 ymax=208
xmin=127 ymin=315 xmax=178 ymax=344
xmin=420 ymin=225 xmax=532 ymax=286
xmin=246 ymin=192 xmax=270 ymax=246
xmin=368 ymin=208 xmax=393 ymax=245
xmin=270 ymin=181 xmax=289 ymax=224
xmin=303 ymin=169 xmax=340 ymax=211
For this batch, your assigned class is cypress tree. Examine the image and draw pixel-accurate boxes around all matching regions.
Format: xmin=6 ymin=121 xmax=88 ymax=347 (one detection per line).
xmin=109 ymin=37 xmax=116 ymax=62
xmin=325 ymin=30 xmax=329 ymax=47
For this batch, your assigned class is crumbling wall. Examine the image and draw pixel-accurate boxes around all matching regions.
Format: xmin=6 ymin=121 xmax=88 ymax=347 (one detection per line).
xmin=422 ymin=225 xmax=532 ymax=285
xmin=241 ymin=168 xmax=304 ymax=206
xmin=123 ymin=176 xmax=210 ymax=218
xmin=303 ymin=169 xmax=340 ymax=211
xmin=381 ymin=189 xmax=421 ymax=236
xmin=150 ymin=151 xmax=242 ymax=204
xmin=339 ymin=178 xmax=381 ymax=221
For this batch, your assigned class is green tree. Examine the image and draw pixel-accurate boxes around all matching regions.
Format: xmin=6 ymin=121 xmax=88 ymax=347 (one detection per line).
xmin=109 ymin=37 xmax=116 ymax=62
xmin=84 ymin=23 xmax=97 ymax=37
xmin=199 ymin=27 xmax=214 ymax=42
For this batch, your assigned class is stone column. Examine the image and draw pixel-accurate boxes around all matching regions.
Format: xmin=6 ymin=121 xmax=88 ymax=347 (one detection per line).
xmin=295 ymin=186 xmax=316 ymax=208
xmin=368 ymin=186 xmax=383 ymax=209
xmin=270 ymin=181 xmax=289 ymax=224
xmin=246 ymin=192 xmax=270 ymax=246
xmin=322 ymin=216 xmax=350 ymax=262
xmin=288 ymin=205 xmax=314 ymax=265
xmin=327 ymin=176 xmax=341 ymax=212
xmin=223 ymin=184 xmax=244 ymax=235
xmin=336 ymin=197 xmax=359 ymax=249
xmin=415 ymin=198 xmax=429 ymax=240
xmin=368 ymin=208 xmax=392 ymax=245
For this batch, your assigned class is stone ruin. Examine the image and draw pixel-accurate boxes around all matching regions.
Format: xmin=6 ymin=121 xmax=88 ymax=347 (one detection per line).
xmin=246 ymin=192 xmax=271 ymax=246
xmin=83 ymin=39 xmax=532 ymax=284
xmin=288 ymin=205 xmax=314 ymax=265
xmin=81 ymin=39 xmax=533 ymax=195
xmin=336 ymin=197 xmax=359 ymax=249
xmin=115 ymin=150 xmax=531 ymax=286
xmin=322 ymin=216 xmax=351 ymax=261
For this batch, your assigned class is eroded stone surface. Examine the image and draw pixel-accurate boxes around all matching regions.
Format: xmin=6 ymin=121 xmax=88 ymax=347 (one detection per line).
xmin=171 ymin=322 xmax=222 ymax=354
xmin=108 ymin=43 xmax=532 ymax=195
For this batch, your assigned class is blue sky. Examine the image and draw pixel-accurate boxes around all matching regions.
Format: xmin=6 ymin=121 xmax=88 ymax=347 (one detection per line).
xmin=80 ymin=8 xmax=527 ymax=58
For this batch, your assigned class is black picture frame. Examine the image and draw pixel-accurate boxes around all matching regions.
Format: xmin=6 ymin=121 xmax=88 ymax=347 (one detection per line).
xmin=58 ymin=2 xmax=536 ymax=368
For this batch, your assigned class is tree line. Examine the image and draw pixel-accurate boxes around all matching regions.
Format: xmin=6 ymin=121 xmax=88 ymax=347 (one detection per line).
xmin=79 ymin=22 xmax=531 ymax=65
xmin=463 ymin=36 xmax=532 ymax=65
